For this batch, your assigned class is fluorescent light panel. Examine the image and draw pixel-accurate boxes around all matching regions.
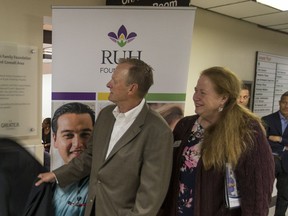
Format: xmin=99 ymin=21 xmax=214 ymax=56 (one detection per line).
xmin=257 ymin=0 xmax=288 ymax=11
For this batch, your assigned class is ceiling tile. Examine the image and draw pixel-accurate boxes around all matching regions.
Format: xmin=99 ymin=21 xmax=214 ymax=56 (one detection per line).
xmin=189 ymin=0 xmax=246 ymax=9
xmin=268 ymin=23 xmax=288 ymax=30
xmin=243 ymin=12 xmax=288 ymax=26
xmin=210 ymin=1 xmax=278 ymax=18
xmin=189 ymin=0 xmax=288 ymax=35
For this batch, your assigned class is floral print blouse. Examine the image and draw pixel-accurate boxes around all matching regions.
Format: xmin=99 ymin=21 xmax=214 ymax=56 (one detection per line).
xmin=177 ymin=119 xmax=204 ymax=215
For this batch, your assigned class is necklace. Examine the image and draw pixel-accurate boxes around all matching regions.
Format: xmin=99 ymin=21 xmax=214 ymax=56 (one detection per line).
xmin=189 ymin=119 xmax=204 ymax=142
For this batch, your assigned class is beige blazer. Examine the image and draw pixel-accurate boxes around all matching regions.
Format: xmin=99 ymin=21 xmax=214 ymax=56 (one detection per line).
xmin=54 ymin=103 xmax=173 ymax=216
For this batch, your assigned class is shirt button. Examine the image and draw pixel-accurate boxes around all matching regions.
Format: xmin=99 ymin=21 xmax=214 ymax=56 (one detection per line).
xmin=90 ymin=199 xmax=93 ymax=202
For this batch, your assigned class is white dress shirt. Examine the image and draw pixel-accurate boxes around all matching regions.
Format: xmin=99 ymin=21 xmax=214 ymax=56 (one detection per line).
xmin=105 ymin=99 xmax=145 ymax=159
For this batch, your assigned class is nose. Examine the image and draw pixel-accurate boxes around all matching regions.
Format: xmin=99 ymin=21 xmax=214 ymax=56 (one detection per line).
xmin=71 ymin=136 xmax=84 ymax=148
xmin=106 ymin=80 xmax=111 ymax=88
xmin=193 ymin=91 xmax=199 ymax=101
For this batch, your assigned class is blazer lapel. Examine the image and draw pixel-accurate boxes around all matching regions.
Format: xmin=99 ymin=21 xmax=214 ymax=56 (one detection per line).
xmin=273 ymin=112 xmax=283 ymax=135
xmin=283 ymin=121 xmax=288 ymax=136
xmin=104 ymin=104 xmax=149 ymax=163
xmin=97 ymin=109 xmax=116 ymax=164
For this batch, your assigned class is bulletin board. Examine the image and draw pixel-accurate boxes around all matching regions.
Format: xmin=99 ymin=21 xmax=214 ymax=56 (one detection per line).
xmin=0 ymin=43 xmax=38 ymax=137
xmin=253 ymin=51 xmax=288 ymax=117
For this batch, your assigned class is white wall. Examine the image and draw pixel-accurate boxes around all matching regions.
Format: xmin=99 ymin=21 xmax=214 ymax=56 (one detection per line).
xmin=185 ymin=8 xmax=288 ymax=116
xmin=0 ymin=0 xmax=105 ymax=163
xmin=42 ymin=74 xmax=52 ymax=120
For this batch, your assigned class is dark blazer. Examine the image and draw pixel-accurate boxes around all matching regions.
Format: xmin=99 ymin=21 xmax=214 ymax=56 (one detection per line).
xmin=54 ymin=103 xmax=173 ymax=216
xmin=0 ymin=138 xmax=47 ymax=216
xmin=262 ymin=111 xmax=288 ymax=172
xmin=22 ymin=182 xmax=55 ymax=216
xmin=262 ymin=111 xmax=288 ymax=156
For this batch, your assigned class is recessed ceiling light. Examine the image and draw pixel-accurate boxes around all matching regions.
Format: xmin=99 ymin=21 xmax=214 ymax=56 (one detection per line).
xmin=256 ymin=0 xmax=288 ymax=11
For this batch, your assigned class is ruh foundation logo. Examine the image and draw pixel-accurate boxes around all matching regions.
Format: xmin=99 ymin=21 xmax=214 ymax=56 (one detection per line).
xmin=108 ymin=25 xmax=137 ymax=47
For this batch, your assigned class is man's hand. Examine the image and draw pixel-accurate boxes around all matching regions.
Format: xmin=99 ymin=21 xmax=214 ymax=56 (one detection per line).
xmin=35 ymin=172 xmax=56 ymax=186
xmin=268 ymin=135 xmax=282 ymax=143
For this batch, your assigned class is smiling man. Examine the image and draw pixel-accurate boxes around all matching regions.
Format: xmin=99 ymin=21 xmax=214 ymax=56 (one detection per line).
xmin=51 ymin=102 xmax=95 ymax=216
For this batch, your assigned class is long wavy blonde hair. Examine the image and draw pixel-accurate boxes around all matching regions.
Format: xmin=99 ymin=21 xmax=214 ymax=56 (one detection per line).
xmin=200 ymin=67 xmax=264 ymax=170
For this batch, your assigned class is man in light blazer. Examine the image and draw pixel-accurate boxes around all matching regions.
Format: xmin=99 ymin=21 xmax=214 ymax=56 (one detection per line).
xmin=36 ymin=58 xmax=174 ymax=216
xmin=262 ymin=91 xmax=288 ymax=216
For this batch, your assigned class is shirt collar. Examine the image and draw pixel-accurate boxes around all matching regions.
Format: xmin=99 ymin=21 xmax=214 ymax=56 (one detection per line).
xmin=279 ymin=111 xmax=288 ymax=121
xmin=113 ymin=99 xmax=145 ymax=119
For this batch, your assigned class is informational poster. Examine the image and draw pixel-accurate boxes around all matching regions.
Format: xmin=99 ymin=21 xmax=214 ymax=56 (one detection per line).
xmin=253 ymin=51 xmax=288 ymax=117
xmin=106 ymin=0 xmax=190 ymax=6
xmin=50 ymin=6 xmax=195 ymax=169
xmin=52 ymin=6 xmax=195 ymax=113
xmin=0 ymin=43 xmax=38 ymax=137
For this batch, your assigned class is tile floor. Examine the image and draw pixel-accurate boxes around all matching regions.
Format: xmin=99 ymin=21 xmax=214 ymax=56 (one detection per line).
xmin=268 ymin=206 xmax=275 ymax=216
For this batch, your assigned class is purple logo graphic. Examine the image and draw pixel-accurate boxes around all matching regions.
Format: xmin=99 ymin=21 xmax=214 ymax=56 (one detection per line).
xmin=108 ymin=25 xmax=137 ymax=47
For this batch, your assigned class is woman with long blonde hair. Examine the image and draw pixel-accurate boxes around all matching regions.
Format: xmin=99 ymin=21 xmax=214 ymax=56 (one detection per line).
xmin=161 ymin=66 xmax=274 ymax=216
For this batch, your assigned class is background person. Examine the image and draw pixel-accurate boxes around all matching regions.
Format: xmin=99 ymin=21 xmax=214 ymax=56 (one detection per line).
xmin=42 ymin=117 xmax=51 ymax=170
xmin=262 ymin=91 xmax=288 ymax=216
xmin=42 ymin=117 xmax=51 ymax=151
xmin=36 ymin=58 xmax=173 ymax=216
xmin=0 ymin=138 xmax=46 ymax=216
xmin=161 ymin=66 xmax=274 ymax=216
xmin=42 ymin=117 xmax=51 ymax=152
xmin=237 ymin=84 xmax=250 ymax=108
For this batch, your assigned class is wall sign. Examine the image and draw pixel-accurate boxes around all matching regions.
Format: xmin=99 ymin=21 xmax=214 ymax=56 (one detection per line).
xmin=0 ymin=43 xmax=38 ymax=137
xmin=253 ymin=51 xmax=288 ymax=117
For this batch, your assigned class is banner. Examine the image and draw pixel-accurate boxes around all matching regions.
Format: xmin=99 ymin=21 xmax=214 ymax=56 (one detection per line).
xmin=106 ymin=0 xmax=190 ymax=6
xmin=254 ymin=51 xmax=288 ymax=117
xmin=51 ymin=6 xmax=195 ymax=168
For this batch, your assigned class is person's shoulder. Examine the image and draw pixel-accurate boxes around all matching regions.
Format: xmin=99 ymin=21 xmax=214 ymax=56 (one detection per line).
xmin=99 ymin=104 xmax=116 ymax=114
xmin=177 ymin=114 xmax=198 ymax=125
xmin=173 ymin=114 xmax=198 ymax=131
xmin=147 ymin=107 xmax=168 ymax=123
xmin=262 ymin=111 xmax=278 ymax=120
xmin=145 ymin=107 xmax=172 ymax=129
xmin=103 ymin=103 xmax=116 ymax=110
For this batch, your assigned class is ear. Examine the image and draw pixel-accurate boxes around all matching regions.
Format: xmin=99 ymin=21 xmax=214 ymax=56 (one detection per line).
xmin=221 ymin=95 xmax=229 ymax=105
xmin=53 ymin=133 xmax=58 ymax=148
xmin=128 ymin=83 xmax=139 ymax=95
